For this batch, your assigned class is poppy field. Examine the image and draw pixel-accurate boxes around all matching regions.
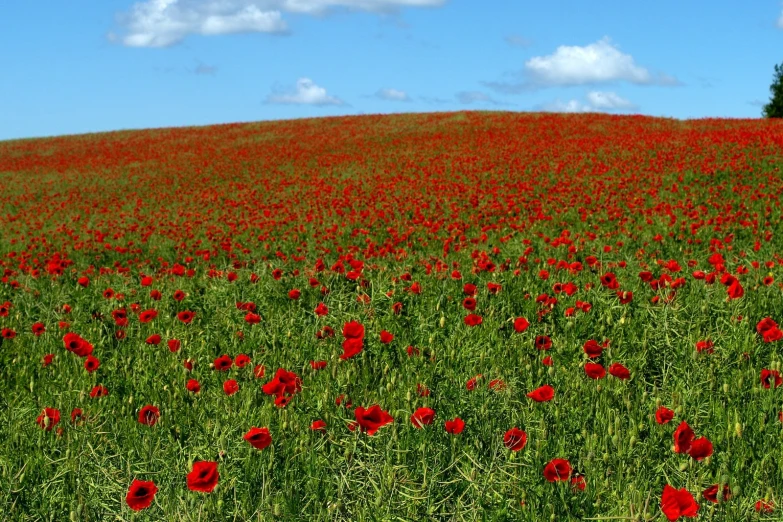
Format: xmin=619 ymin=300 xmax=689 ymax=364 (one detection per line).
xmin=2 ymin=111 xmax=783 ymax=520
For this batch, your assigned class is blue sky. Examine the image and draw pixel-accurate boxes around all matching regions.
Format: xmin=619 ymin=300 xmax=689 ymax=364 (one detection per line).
xmin=2 ymin=0 xmax=782 ymax=140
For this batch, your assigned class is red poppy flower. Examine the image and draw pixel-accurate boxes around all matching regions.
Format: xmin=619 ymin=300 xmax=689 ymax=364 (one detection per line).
xmin=466 ymin=375 xmax=481 ymax=390
xmin=234 ymin=354 xmax=251 ymax=368
xmin=695 ymin=340 xmax=714 ymax=354
xmin=542 ymin=355 xmax=553 ymax=366
xmin=726 ymin=279 xmax=744 ymax=299
xmin=462 ymin=297 xmax=477 ymax=311
xmin=126 ymin=479 xmax=157 ymax=511
xmin=688 ymin=437 xmax=713 ymax=461
xmin=70 ymin=408 xmax=83 ymax=423
xmin=288 ymin=289 xmax=301 ymax=300
xmin=600 ymin=273 xmax=619 ymax=289
xmin=145 ymin=334 xmax=161 ymax=345
xmin=503 ymin=427 xmax=527 ymax=451
xmin=702 ymin=484 xmax=731 ymax=504
xmin=177 ymin=310 xmax=194 ymax=324
xmin=149 ymin=289 xmax=161 ymax=301
xmin=392 ymin=302 xmax=403 ymax=314
xmin=583 ymin=339 xmax=604 ymax=358
xmin=342 ymin=321 xmax=365 ymax=339
xmin=488 ymin=379 xmax=506 ymax=391
xmin=136 ymin=404 xmax=161 ymax=426
xmin=527 ymin=384 xmax=555 ymax=402
xmin=444 ymin=417 xmax=465 ymax=434
xmin=186 ymin=379 xmax=201 ymax=393
xmin=513 ymin=317 xmax=530 ymax=333
xmin=758 ymin=317 xmax=779 ymax=336
xmin=138 ymin=309 xmax=157 ymax=323
xmin=172 ymin=290 xmax=186 ymax=301
xmin=543 ymin=458 xmax=572 ymax=482
xmin=223 ymin=379 xmax=239 ymax=395
xmin=244 ymin=427 xmax=272 ymax=450
xmin=42 ymin=353 xmax=54 ymax=367
xmin=464 ymin=314 xmax=483 ymax=326
xmin=167 ymin=339 xmax=181 ymax=352
xmin=655 ymin=406 xmax=675 ymax=425
xmin=243 ymin=312 xmax=261 ymax=325
xmin=661 ymin=484 xmax=699 ymax=520
xmin=89 ymin=384 xmax=109 ymax=398
xmin=608 ymin=363 xmax=630 ymax=380
xmin=77 ymin=276 xmax=90 ymax=287
xmin=570 ymin=474 xmax=586 ymax=492
xmin=584 ymin=363 xmax=606 ymax=379
xmin=313 ymin=325 xmax=333 ymax=339
xmin=410 ymin=407 xmax=435 ymax=428
xmin=380 ymin=330 xmax=394 ymax=344
xmin=310 ymin=360 xmax=327 ymax=370
xmin=314 ymin=302 xmax=328 ymax=316
xmin=761 ymin=368 xmax=783 ymax=389
xmin=84 ymin=355 xmax=100 ymax=373
xmin=354 ymin=405 xmax=393 ymax=435
xmin=213 ymin=355 xmax=233 ymax=371
xmin=262 ymin=368 xmax=302 ymax=404
xmin=186 ymin=461 xmax=219 ymax=493
xmin=32 ymin=322 xmax=46 ymax=335
xmin=673 ymin=421 xmax=695 ymax=454
xmin=36 ymin=408 xmax=60 ymax=431
xmin=311 ymin=419 xmax=327 ymax=432
xmin=253 ymin=364 xmax=266 ymax=378
xmin=755 ymin=500 xmax=774 ymax=513
xmin=340 ymin=337 xmax=364 ymax=360
xmin=535 ymin=335 xmax=552 ymax=351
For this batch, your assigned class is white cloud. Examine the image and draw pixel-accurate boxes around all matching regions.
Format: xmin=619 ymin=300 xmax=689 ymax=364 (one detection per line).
xmin=585 ymin=91 xmax=636 ymax=110
xmin=265 ymin=78 xmax=345 ymax=106
xmin=116 ymin=0 xmax=446 ymax=47
xmin=539 ymin=99 xmax=592 ymax=113
xmin=525 ymin=37 xmax=672 ymax=86
xmin=539 ymin=91 xmax=637 ymax=113
xmin=485 ymin=37 xmax=678 ymax=92
xmin=778 ymin=9 xmax=783 ymax=28
xmin=376 ymin=88 xmax=411 ymax=101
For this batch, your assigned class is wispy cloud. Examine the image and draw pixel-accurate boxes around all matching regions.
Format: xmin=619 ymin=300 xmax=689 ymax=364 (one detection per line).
xmin=504 ymin=34 xmax=532 ymax=48
xmin=265 ymin=78 xmax=346 ymax=106
xmin=419 ymin=95 xmax=450 ymax=105
xmin=115 ymin=0 xmax=448 ymax=47
xmin=193 ymin=60 xmax=217 ymax=75
xmin=455 ymin=91 xmax=508 ymax=105
xmin=375 ymin=88 xmax=411 ymax=101
xmin=538 ymin=90 xmax=637 ymax=113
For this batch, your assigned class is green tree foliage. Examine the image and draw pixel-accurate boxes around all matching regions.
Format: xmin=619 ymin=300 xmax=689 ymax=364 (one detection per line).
xmin=762 ymin=63 xmax=783 ymax=118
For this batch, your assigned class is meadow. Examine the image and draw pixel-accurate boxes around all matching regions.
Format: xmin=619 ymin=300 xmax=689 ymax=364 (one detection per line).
xmin=1 ymin=111 xmax=783 ymax=520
